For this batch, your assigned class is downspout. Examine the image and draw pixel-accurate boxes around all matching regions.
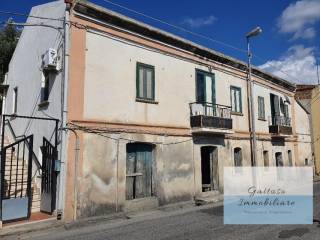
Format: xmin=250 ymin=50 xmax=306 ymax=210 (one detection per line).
xmin=57 ymin=1 xmax=71 ymax=219
xmin=61 ymin=127 xmax=79 ymax=221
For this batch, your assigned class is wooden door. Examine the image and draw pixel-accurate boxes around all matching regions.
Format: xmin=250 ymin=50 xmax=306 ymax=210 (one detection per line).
xmin=126 ymin=143 xmax=153 ymax=200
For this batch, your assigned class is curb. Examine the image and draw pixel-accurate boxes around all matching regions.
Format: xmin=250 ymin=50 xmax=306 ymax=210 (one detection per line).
xmin=0 ymin=218 xmax=62 ymax=238
xmin=0 ymin=199 xmax=224 ymax=237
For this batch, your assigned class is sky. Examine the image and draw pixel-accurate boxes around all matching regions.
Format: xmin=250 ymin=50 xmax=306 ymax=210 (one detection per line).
xmin=1 ymin=0 xmax=319 ymax=84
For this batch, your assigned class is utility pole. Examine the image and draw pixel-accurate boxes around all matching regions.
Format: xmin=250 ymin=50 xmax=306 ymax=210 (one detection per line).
xmin=317 ymin=58 xmax=319 ymax=85
xmin=246 ymin=27 xmax=262 ymax=167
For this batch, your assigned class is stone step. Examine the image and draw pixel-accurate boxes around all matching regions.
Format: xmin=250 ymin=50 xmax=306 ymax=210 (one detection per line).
xmin=195 ymin=191 xmax=223 ymax=206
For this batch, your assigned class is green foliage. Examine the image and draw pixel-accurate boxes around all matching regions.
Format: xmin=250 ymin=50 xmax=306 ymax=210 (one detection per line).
xmin=0 ymin=19 xmax=21 ymax=83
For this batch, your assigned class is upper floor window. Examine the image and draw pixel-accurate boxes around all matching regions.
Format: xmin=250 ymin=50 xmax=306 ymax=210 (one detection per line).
xmin=196 ymin=69 xmax=215 ymax=104
xmin=13 ymin=87 xmax=18 ymax=114
xmin=230 ymin=86 xmax=242 ymax=114
xmin=41 ymin=71 xmax=50 ymax=103
xmin=258 ymin=96 xmax=265 ymax=120
xmin=136 ymin=62 xmax=155 ymax=101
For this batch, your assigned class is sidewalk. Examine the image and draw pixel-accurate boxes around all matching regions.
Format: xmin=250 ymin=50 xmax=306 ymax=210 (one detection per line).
xmin=0 ymin=200 xmax=223 ymax=238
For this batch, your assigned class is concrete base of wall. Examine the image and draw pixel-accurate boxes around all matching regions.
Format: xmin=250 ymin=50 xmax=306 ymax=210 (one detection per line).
xmin=124 ymin=197 xmax=159 ymax=213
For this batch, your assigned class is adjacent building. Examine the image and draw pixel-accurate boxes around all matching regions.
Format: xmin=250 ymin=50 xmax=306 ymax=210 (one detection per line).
xmin=0 ymin=0 xmax=313 ymax=224
xmin=296 ymin=84 xmax=320 ymax=175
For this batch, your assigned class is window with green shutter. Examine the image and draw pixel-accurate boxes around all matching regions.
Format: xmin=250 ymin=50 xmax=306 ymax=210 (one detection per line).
xmin=136 ymin=62 xmax=155 ymax=101
xmin=230 ymin=86 xmax=242 ymax=113
xmin=258 ymin=96 xmax=265 ymax=120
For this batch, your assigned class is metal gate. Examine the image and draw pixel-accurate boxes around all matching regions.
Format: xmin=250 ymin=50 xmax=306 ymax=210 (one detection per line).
xmin=0 ymin=135 xmax=33 ymax=222
xmin=40 ymin=137 xmax=57 ymax=214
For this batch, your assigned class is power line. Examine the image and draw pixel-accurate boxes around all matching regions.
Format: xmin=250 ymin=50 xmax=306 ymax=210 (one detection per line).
xmin=101 ymin=0 xmax=247 ymax=54
xmin=68 ymin=122 xmax=193 ymax=146
xmin=0 ymin=3 xmax=309 ymax=85
xmin=0 ymin=10 xmax=64 ymax=22
xmin=100 ymin=0 xmax=305 ymax=85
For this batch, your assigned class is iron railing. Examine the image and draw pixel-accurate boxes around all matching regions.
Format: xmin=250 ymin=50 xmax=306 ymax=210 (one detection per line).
xmin=189 ymin=102 xmax=232 ymax=119
xmin=268 ymin=115 xmax=291 ymax=127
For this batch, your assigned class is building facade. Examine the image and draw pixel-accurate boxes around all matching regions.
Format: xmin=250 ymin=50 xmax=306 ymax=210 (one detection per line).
xmin=0 ymin=0 xmax=313 ymax=223
xmin=296 ymin=84 xmax=320 ymax=175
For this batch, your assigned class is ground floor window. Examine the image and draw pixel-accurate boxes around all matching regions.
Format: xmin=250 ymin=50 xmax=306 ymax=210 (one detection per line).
xmin=234 ymin=147 xmax=242 ymax=167
xmin=275 ymin=152 xmax=283 ymax=166
xmin=263 ymin=151 xmax=269 ymax=167
xmin=126 ymin=143 xmax=153 ymax=200
xmin=288 ymin=150 xmax=293 ymax=166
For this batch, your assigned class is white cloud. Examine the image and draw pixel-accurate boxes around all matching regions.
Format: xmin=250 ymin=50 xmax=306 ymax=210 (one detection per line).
xmin=182 ymin=15 xmax=216 ymax=28
xmin=259 ymin=45 xmax=318 ymax=84
xmin=278 ymin=0 xmax=320 ymax=40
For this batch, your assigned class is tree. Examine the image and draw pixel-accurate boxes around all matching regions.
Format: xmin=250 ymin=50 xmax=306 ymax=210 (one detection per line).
xmin=0 ymin=19 xmax=21 ymax=83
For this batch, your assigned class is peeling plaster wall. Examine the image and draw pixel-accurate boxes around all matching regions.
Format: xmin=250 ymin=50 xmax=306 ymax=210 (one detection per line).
xmin=79 ymin=132 xmax=194 ymax=217
xmin=73 ymin=24 xmax=313 ymax=218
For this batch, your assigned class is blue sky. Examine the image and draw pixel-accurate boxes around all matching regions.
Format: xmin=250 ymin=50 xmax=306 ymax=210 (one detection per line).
xmin=1 ymin=0 xmax=319 ymax=84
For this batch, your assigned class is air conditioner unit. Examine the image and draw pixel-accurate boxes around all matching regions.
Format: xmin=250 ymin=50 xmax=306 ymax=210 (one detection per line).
xmin=43 ymin=48 xmax=57 ymax=70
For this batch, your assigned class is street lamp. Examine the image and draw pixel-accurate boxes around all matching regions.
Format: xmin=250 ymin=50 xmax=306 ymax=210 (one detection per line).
xmin=246 ymin=26 xmax=262 ymax=167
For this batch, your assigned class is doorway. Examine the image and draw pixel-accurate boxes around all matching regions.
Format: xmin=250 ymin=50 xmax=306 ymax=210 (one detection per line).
xmin=201 ymin=146 xmax=218 ymax=192
xmin=126 ymin=143 xmax=153 ymax=200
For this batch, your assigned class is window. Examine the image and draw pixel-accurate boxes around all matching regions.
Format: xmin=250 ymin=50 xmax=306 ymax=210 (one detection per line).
xmin=263 ymin=151 xmax=269 ymax=167
xmin=136 ymin=62 xmax=155 ymax=101
xmin=288 ymin=150 xmax=293 ymax=166
xmin=196 ymin=70 xmax=215 ymax=104
xmin=234 ymin=147 xmax=242 ymax=167
xmin=230 ymin=86 xmax=242 ymax=113
xmin=305 ymin=158 xmax=309 ymax=166
xmin=284 ymin=104 xmax=289 ymax=118
xmin=275 ymin=152 xmax=283 ymax=167
xmin=258 ymin=96 xmax=265 ymax=120
xmin=13 ymin=87 xmax=18 ymax=114
xmin=41 ymin=71 xmax=50 ymax=102
xmin=126 ymin=143 xmax=153 ymax=200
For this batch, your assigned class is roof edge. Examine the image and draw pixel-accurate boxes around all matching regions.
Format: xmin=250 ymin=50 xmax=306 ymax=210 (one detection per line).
xmin=74 ymin=1 xmax=296 ymax=91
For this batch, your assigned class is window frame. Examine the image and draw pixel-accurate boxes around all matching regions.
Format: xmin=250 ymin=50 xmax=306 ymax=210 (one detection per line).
xmin=230 ymin=86 xmax=242 ymax=114
xmin=41 ymin=71 xmax=50 ymax=103
xmin=258 ymin=96 xmax=266 ymax=120
xmin=234 ymin=147 xmax=242 ymax=167
xmin=13 ymin=87 xmax=18 ymax=114
xmin=136 ymin=62 xmax=155 ymax=102
xmin=195 ymin=69 xmax=216 ymax=104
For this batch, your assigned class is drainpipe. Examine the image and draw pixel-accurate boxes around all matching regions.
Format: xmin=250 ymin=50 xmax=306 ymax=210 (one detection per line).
xmin=57 ymin=1 xmax=71 ymax=219
xmin=247 ymin=37 xmax=257 ymax=166
xmin=61 ymin=127 xmax=79 ymax=221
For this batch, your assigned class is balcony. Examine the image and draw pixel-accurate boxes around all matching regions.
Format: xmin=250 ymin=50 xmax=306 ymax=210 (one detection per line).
xmin=189 ymin=102 xmax=233 ymax=134
xmin=268 ymin=116 xmax=292 ymax=136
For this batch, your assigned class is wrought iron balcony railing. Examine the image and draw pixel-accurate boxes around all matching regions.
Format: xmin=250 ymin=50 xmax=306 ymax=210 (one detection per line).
xmin=268 ymin=116 xmax=291 ymax=127
xmin=189 ymin=102 xmax=232 ymax=131
xmin=190 ymin=102 xmax=232 ymax=118
xmin=268 ymin=115 xmax=292 ymax=135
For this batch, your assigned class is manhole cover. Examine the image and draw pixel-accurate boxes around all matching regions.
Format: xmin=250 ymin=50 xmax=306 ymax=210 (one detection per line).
xmin=278 ymin=228 xmax=310 ymax=239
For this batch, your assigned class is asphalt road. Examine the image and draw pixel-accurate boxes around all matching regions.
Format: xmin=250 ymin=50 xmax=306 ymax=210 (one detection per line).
xmin=7 ymin=182 xmax=320 ymax=240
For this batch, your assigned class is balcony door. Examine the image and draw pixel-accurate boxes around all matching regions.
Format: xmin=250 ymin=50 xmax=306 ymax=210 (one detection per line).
xmin=270 ymin=93 xmax=280 ymax=125
xmin=196 ymin=70 xmax=215 ymax=104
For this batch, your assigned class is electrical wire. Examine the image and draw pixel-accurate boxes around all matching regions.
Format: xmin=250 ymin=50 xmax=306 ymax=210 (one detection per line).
xmin=68 ymin=122 xmax=193 ymax=145
xmin=101 ymin=0 xmax=247 ymax=54
xmin=100 ymin=0 xmax=313 ymax=85
xmin=0 ymin=10 xmax=64 ymax=22
xmin=0 ymin=4 xmax=313 ymax=85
